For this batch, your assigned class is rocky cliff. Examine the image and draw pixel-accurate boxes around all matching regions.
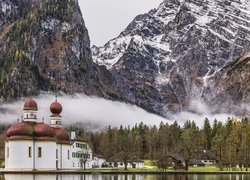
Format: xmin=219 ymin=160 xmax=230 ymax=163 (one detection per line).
xmin=0 ymin=0 xmax=249 ymax=117
xmin=204 ymin=52 xmax=250 ymax=116
xmin=0 ymin=0 xmax=114 ymax=101
xmin=92 ymin=0 xmax=250 ymax=116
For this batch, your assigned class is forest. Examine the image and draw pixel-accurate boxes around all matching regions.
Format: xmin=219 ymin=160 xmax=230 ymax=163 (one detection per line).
xmin=68 ymin=117 xmax=250 ymax=169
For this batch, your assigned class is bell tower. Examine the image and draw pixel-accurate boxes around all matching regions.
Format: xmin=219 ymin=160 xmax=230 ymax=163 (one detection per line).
xmin=50 ymin=97 xmax=63 ymax=128
xmin=23 ymin=97 xmax=38 ymax=122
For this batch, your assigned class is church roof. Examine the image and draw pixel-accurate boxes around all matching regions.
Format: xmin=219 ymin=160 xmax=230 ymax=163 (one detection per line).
xmin=50 ymin=98 xmax=62 ymax=117
xmin=6 ymin=121 xmax=70 ymax=142
xmin=6 ymin=97 xmax=69 ymax=143
xmin=54 ymin=128 xmax=70 ymax=144
xmin=23 ymin=97 xmax=38 ymax=111
xmin=6 ymin=121 xmax=57 ymax=141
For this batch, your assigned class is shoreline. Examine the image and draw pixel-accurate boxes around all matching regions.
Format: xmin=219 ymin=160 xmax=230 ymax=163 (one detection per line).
xmin=1 ymin=169 xmax=250 ymax=175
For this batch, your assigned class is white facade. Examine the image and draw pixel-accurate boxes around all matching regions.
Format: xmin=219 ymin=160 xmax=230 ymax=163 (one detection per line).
xmin=23 ymin=110 xmax=38 ymax=122
xmin=35 ymin=141 xmax=57 ymax=170
xmin=50 ymin=116 xmax=62 ymax=128
xmin=4 ymin=98 xmax=105 ymax=171
xmin=5 ymin=132 xmax=101 ymax=170
xmin=57 ymin=144 xmax=72 ymax=169
xmin=93 ymin=156 xmax=106 ymax=168
xmin=70 ymin=141 xmax=93 ymax=169
xmin=5 ymin=140 xmax=57 ymax=170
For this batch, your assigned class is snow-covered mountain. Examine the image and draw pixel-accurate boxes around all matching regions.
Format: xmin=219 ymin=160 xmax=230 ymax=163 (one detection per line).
xmin=92 ymin=0 xmax=250 ymax=116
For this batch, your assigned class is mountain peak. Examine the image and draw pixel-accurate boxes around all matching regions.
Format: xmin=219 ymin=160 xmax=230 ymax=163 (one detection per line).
xmin=92 ymin=0 xmax=250 ymax=116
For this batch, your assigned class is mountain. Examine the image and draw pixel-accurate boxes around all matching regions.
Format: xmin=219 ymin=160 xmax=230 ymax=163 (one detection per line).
xmin=203 ymin=52 xmax=250 ymax=116
xmin=0 ymin=0 xmax=115 ymax=101
xmin=92 ymin=0 xmax=250 ymax=116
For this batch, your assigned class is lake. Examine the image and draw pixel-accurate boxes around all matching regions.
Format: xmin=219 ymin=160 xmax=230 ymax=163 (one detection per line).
xmin=0 ymin=174 xmax=250 ymax=180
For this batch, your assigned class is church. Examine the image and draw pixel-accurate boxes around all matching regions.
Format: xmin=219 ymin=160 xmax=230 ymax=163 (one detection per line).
xmin=4 ymin=97 xmax=99 ymax=171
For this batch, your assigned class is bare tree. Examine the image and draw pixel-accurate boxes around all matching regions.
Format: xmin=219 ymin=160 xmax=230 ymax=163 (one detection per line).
xmin=79 ymin=143 xmax=90 ymax=170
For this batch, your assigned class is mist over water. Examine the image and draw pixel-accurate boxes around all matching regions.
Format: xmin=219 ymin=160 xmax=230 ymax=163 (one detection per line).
xmin=0 ymin=93 xmax=235 ymax=130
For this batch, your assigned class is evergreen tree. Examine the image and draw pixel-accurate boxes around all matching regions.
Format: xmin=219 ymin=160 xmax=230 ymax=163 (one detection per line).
xmin=203 ymin=118 xmax=212 ymax=150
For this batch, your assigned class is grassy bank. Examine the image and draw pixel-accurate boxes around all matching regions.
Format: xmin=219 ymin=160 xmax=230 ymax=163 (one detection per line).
xmin=87 ymin=165 xmax=250 ymax=173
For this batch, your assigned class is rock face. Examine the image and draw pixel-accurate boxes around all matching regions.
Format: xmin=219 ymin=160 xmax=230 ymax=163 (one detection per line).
xmin=204 ymin=52 xmax=250 ymax=116
xmin=0 ymin=0 xmax=114 ymax=101
xmin=92 ymin=0 xmax=250 ymax=116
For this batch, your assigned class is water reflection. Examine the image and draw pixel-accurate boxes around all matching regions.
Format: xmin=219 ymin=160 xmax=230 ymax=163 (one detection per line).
xmin=2 ymin=174 xmax=250 ymax=180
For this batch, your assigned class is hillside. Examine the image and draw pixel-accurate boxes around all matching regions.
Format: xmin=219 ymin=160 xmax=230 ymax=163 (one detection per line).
xmin=0 ymin=0 xmax=114 ymax=101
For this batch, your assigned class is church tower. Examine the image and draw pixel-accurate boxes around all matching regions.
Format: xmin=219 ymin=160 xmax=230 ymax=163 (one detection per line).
xmin=23 ymin=97 xmax=38 ymax=122
xmin=50 ymin=97 xmax=63 ymax=128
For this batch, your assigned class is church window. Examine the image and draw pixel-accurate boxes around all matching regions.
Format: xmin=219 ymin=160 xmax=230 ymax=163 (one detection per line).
xmin=68 ymin=150 xmax=70 ymax=159
xmin=7 ymin=147 xmax=9 ymax=158
xmin=56 ymin=149 xmax=58 ymax=159
xmin=28 ymin=147 xmax=32 ymax=157
xmin=38 ymin=147 xmax=42 ymax=157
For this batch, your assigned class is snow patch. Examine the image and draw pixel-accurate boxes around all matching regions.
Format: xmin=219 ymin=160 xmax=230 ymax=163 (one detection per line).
xmin=62 ymin=22 xmax=72 ymax=32
xmin=71 ymin=37 xmax=80 ymax=59
xmin=155 ymin=74 xmax=170 ymax=85
xmin=41 ymin=18 xmax=60 ymax=30
xmin=148 ymin=35 xmax=171 ymax=52
xmin=1 ymin=2 xmax=12 ymax=14
xmin=92 ymin=36 xmax=132 ymax=69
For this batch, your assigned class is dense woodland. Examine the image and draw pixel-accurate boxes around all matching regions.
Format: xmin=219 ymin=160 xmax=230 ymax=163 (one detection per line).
xmin=0 ymin=0 xmax=80 ymax=101
xmin=68 ymin=117 xmax=250 ymax=169
xmin=0 ymin=117 xmax=249 ymax=169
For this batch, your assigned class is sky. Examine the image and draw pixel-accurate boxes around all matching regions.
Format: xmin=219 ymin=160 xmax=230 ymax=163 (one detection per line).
xmin=79 ymin=0 xmax=163 ymax=46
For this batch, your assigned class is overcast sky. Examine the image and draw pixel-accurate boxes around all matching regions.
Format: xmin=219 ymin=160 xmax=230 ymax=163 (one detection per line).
xmin=79 ymin=0 xmax=162 ymax=46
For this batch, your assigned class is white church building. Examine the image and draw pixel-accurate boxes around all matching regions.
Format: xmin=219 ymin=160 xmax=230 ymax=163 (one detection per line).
xmin=4 ymin=97 xmax=101 ymax=171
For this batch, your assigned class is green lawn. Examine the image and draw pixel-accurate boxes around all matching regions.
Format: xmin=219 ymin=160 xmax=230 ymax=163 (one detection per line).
xmin=189 ymin=165 xmax=220 ymax=172
xmin=79 ymin=161 xmax=250 ymax=172
xmin=144 ymin=159 xmax=157 ymax=166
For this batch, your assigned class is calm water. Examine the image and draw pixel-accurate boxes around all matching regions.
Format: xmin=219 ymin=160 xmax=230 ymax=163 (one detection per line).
xmin=0 ymin=174 xmax=250 ymax=180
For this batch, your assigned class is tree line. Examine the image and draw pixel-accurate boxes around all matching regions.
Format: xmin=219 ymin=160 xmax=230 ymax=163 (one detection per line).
xmin=70 ymin=117 xmax=250 ymax=169
xmin=0 ymin=117 xmax=249 ymax=170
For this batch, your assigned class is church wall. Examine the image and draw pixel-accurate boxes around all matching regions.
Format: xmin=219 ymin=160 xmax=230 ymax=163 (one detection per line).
xmin=61 ymin=144 xmax=72 ymax=169
xmin=35 ymin=141 xmax=57 ymax=170
xmin=4 ymin=142 xmax=9 ymax=168
xmin=6 ymin=140 xmax=34 ymax=170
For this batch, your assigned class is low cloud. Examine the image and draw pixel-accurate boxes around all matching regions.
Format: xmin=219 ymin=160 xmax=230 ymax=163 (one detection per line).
xmin=0 ymin=93 xmax=171 ymax=130
xmin=171 ymin=98 xmax=235 ymax=127
xmin=0 ymin=93 xmax=236 ymax=130
xmin=171 ymin=112 xmax=234 ymax=128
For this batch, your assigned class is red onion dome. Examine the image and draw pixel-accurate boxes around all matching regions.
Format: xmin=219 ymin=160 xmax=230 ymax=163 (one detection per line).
xmin=54 ymin=128 xmax=69 ymax=144
xmin=34 ymin=123 xmax=55 ymax=138
xmin=50 ymin=99 xmax=62 ymax=115
xmin=7 ymin=121 xmax=33 ymax=140
xmin=23 ymin=97 xmax=38 ymax=111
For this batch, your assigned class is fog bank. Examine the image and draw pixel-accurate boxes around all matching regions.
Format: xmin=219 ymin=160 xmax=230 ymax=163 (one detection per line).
xmin=0 ymin=93 xmax=236 ymax=130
